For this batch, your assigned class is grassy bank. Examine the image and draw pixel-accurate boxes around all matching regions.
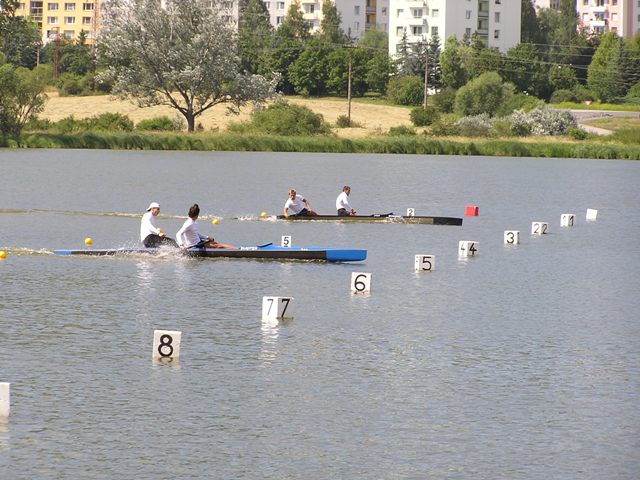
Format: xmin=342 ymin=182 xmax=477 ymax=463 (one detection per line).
xmin=4 ymin=131 xmax=639 ymax=159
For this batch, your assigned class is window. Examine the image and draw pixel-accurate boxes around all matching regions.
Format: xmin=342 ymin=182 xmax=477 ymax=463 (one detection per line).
xmin=431 ymin=26 xmax=438 ymax=35
xmin=465 ymin=27 xmax=471 ymax=36
xmin=612 ymin=26 xmax=617 ymax=32
xmin=396 ymin=8 xmax=403 ymax=18
xmin=48 ymin=3 xmax=58 ymax=9
xmin=612 ymin=0 xmax=617 ymax=4
xmin=354 ymin=21 xmax=360 ymax=31
xmin=64 ymin=16 xmax=74 ymax=23
xmin=303 ymin=4 xmax=313 ymax=13
xmin=494 ymin=29 xmax=499 ymax=39
xmin=396 ymin=26 xmax=403 ymax=36
xmin=465 ymin=10 xmax=471 ymax=19
xmin=64 ymin=2 xmax=74 ymax=10
xmin=583 ymin=0 xmax=587 ymax=5
xmin=381 ymin=7 xmax=386 ymax=15
xmin=412 ymin=26 xmax=422 ymax=35
xmin=276 ymin=15 xmax=284 ymax=24
xmin=47 ymin=16 xmax=58 ymax=23
xmin=495 ymin=12 xmax=500 ymax=22
xmin=354 ymin=5 xmax=359 ymax=15
xmin=412 ymin=8 xmax=422 ymax=17
xmin=432 ymin=9 xmax=439 ymax=17
xmin=612 ymin=13 xmax=617 ymax=21
xmin=596 ymin=0 xmax=604 ymax=6
xmin=82 ymin=2 xmax=92 ymax=9
xmin=63 ymin=30 xmax=74 ymax=38
xmin=495 ymin=0 xmax=500 ymax=3
xmin=276 ymin=1 xmax=284 ymax=10
xmin=82 ymin=16 xmax=91 ymax=24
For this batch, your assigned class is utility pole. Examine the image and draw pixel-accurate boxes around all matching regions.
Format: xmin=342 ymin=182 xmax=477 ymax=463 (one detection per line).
xmin=423 ymin=43 xmax=429 ymax=109
xmin=347 ymin=53 xmax=352 ymax=127
xmin=343 ymin=44 xmax=356 ymax=127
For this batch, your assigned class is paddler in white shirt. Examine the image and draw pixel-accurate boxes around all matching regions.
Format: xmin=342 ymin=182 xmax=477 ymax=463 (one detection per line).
xmin=140 ymin=202 xmax=178 ymax=248
xmin=176 ymin=203 xmax=236 ymax=249
xmin=283 ymin=188 xmax=318 ymax=218
xmin=336 ymin=185 xmax=356 ymax=216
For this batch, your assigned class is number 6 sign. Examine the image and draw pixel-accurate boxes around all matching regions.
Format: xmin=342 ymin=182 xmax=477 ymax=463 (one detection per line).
xmin=351 ymin=272 xmax=372 ymax=294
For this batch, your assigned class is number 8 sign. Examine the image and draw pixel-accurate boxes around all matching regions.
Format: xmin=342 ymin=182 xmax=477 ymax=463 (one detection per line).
xmin=152 ymin=330 xmax=182 ymax=361
xmin=351 ymin=272 xmax=371 ymax=294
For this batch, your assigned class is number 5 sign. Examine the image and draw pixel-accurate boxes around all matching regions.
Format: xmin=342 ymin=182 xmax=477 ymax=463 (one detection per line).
xmin=351 ymin=272 xmax=372 ymax=294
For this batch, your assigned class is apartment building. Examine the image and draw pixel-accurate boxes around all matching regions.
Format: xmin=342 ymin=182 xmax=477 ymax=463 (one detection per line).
xmin=577 ymin=0 xmax=640 ymax=38
xmin=263 ymin=0 xmax=388 ymax=38
xmin=388 ymin=0 xmax=521 ymax=57
xmin=13 ymin=0 xmax=99 ymax=44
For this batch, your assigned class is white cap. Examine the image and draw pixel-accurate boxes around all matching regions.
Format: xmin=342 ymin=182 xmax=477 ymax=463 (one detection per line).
xmin=147 ymin=202 xmax=160 ymax=211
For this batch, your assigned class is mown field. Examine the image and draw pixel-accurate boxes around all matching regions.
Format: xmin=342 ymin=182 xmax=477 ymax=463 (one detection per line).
xmin=39 ymin=92 xmax=412 ymax=138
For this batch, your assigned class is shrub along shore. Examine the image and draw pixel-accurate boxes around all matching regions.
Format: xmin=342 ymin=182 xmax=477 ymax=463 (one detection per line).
xmin=3 ymin=131 xmax=639 ymax=160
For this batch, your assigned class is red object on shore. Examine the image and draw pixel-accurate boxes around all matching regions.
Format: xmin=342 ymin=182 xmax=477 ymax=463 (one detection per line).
xmin=465 ymin=205 xmax=479 ymax=216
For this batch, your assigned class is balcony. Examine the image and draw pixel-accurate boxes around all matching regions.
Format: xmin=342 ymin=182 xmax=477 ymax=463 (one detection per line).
xmin=591 ymin=20 xmax=606 ymax=26
xmin=366 ymin=6 xmax=376 ymax=13
xmin=591 ymin=6 xmax=606 ymax=13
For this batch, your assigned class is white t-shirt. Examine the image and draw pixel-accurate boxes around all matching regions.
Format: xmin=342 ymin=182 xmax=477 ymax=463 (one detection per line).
xmin=336 ymin=191 xmax=351 ymax=211
xmin=284 ymin=194 xmax=306 ymax=215
xmin=176 ymin=218 xmax=207 ymax=247
xmin=140 ymin=211 xmax=159 ymax=242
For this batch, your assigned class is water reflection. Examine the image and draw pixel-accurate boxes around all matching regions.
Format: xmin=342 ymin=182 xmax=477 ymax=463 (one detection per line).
xmin=259 ymin=317 xmax=292 ymax=366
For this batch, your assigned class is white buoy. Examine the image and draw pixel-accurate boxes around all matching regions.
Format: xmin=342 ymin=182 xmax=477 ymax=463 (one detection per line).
xmin=414 ymin=255 xmax=435 ymax=272
xmin=152 ymin=330 xmax=182 ymax=361
xmin=281 ymin=235 xmax=292 ymax=248
xmin=561 ymin=213 xmax=575 ymax=227
xmin=0 ymin=383 xmax=9 ymax=418
xmin=531 ymin=222 xmax=549 ymax=235
xmin=504 ymin=230 xmax=520 ymax=245
xmin=351 ymin=272 xmax=372 ymax=293
xmin=586 ymin=209 xmax=598 ymax=221
xmin=262 ymin=296 xmax=294 ymax=321
xmin=458 ymin=241 xmax=478 ymax=257
xmin=406 ymin=208 xmax=415 ymax=217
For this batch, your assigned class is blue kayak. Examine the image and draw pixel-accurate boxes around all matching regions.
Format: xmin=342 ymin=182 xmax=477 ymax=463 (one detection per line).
xmin=52 ymin=243 xmax=366 ymax=262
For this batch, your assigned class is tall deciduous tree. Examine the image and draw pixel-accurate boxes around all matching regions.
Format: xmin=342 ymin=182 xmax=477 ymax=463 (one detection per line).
xmin=0 ymin=55 xmax=49 ymax=138
xmin=98 ymin=0 xmax=275 ymax=132
xmin=440 ymin=36 xmax=467 ymax=89
xmin=320 ymin=0 xmax=345 ymax=44
xmin=266 ymin=1 xmax=309 ymax=94
xmin=588 ymin=32 xmax=632 ymax=101
xmin=521 ymin=0 xmax=541 ymax=44
xmin=358 ymin=28 xmax=391 ymax=94
xmin=238 ymin=0 xmax=273 ymax=75
xmin=0 ymin=0 xmax=40 ymax=68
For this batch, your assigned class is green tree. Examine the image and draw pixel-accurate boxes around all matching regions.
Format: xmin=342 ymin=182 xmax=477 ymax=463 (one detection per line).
xmin=288 ymin=37 xmax=332 ymax=96
xmin=588 ymin=32 xmax=632 ymax=101
xmin=521 ymin=0 xmax=541 ymax=43
xmin=394 ymin=31 xmax=421 ymax=77
xmin=326 ymin=46 xmax=368 ymax=96
xmin=454 ymin=71 xmax=506 ymax=116
xmin=0 ymin=2 xmax=39 ymax=68
xmin=98 ymin=0 xmax=275 ymax=132
xmin=266 ymin=1 xmax=309 ymax=93
xmin=358 ymin=27 xmax=391 ymax=93
xmin=58 ymin=30 xmax=93 ymax=76
xmin=320 ymin=0 xmax=346 ymax=44
xmin=503 ymin=43 xmax=550 ymax=99
xmin=238 ymin=0 xmax=273 ymax=75
xmin=549 ymin=65 xmax=577 ymax=91
xmin=426 ymin=34 xmax=442 ymax=91
xmin=440 ymin=36 xmax=467 ymax=89
xmin=0 ymin=56 xmax=49 ymax=138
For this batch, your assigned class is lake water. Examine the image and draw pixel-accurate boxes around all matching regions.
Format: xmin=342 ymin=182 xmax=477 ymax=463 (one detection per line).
xmin=1 ymin=150 xmax=639 ymax=479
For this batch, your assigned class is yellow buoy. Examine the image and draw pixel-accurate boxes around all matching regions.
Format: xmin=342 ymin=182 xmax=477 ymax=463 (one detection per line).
xmin=212 ymin=218 xmax=219 ymax=225
xmin=260 ymin=212 xmax=267 ymax=218
xmin=0 ymin=251 xmax=7 ymax=259
xmin=84 ymin=237 xmax=93 ymax=246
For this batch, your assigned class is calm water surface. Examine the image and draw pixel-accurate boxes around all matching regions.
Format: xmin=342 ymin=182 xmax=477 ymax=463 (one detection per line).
xmin=0 ymin=150 xmax=639 ymax=479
